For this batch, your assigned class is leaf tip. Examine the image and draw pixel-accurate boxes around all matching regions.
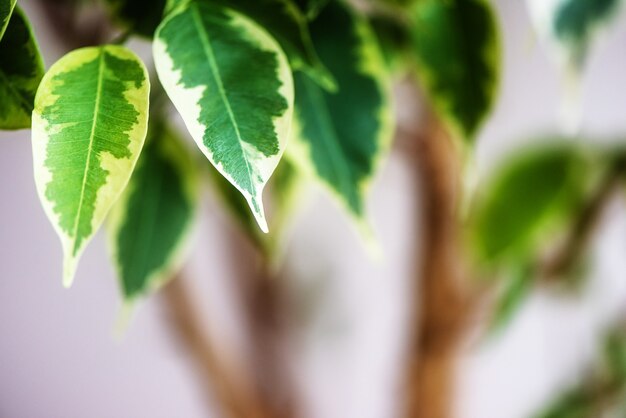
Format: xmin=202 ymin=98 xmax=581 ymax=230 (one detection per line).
xmin=246 ymin=194 xmax=269 ymax=234
xmin=62 ymin=254 xmax=77 ymax=288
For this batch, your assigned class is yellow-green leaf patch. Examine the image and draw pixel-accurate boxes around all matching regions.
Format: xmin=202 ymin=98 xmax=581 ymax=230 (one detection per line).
xmin=154 ymin=2 xmax=294 ymax=232
xmin=32 ymin=45 xmax=150 ymax=287
xmin=0 ymin=6 xmax=44 ymax=130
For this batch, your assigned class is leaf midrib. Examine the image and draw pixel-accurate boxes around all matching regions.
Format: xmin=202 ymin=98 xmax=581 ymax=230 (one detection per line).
xmin=71 ymin=49 xmax=105 ymax=254
xmin=189 ymin=4 xmax=254 ymax=189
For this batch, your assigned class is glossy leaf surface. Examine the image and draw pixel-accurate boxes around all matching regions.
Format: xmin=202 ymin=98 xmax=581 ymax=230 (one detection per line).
xmin=0 ymin=6 xmax=44 ymax=129
xmin=32 ymin=45 xmax=150 ymax=286
xmin=154 ymin=1 xmax=294 ymax=232
xmin=287 ymin=1 xmax=392 ymax=220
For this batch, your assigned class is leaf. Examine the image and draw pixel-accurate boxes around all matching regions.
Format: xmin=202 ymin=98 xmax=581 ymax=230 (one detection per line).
xmin=0 ymin=0 xmax=15 ymax=41
xmin=32 ymin=45 xmax=150 ymax=287
xmin=527 ymin=0 xmax=623 ymax=71
xmin=105 ymin=0 xmax=168 ymax=38
xmin=154 ymin=1 xmax=294 ymax=233
xmin=0 ymin=6 xmax=44 ymax=130
xmin=411 ymin=0 xmax=500 ymax=141
xmin=488 ymin=264 xmax=534 ymax=334
xmin=286 ymin=1 xmax=393 ymax=222
xmin=108 ymin=124 xmax=198 ymax=301
xmin=468 ymin=142 xmax=589 ymax=266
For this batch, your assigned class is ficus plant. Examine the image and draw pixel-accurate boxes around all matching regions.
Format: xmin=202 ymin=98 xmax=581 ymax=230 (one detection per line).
xmin=3 ymin=0 xmax=626 ymax=417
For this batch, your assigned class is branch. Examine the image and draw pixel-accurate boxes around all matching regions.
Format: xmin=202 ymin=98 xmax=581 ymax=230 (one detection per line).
xmin=542 ymin=159 xmax=626 ymax=280
xmin=162 ymin=271 xmax=277 ymax=418
xmin=402 ymin=111 xmax=478 ymax=418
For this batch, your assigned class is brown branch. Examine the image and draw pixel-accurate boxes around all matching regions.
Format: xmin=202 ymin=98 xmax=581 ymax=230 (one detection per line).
xmin=162 ymin=271 xmax=278 ymax=418
xmin=227 ymin=227 xmax=301 ymax=418
xmin=402 ymin=112 xmax=477 ymax=418
xmin=542 ymin=160 xmax=626 ymax=280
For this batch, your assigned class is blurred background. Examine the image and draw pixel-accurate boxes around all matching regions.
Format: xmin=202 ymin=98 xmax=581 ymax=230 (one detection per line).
xmin=2 ymin=0 xmax=626 ymax=417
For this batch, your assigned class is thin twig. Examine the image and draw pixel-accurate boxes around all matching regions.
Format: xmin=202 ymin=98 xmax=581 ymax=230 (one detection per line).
xmin=542 ymin=159 xmax=626 ymax=280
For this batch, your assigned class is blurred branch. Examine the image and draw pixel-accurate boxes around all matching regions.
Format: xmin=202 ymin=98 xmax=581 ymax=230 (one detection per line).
xmin=162 ymin=271 xmax=278 ymax=418
xmin=542 ymin=158 xmax=626 ymax=280
xmin=401 ymin=109 xmax=478 ymax=418
xmin=35 ymin=0 xmax=112 ymax=49
xmin=227 ymin=226 xmax=302 ymax=418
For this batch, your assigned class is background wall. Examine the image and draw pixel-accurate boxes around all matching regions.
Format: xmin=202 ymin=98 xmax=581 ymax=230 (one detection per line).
xmin=2 ymin=1 xmax=626 ymax=417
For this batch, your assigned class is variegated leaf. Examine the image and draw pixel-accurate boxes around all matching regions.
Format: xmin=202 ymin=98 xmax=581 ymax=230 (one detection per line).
xmin=168 ymin=0 xmax=333 ymax=88
xmin=32 ymin=45 xmax=150 ymax=287
xmin=108 ymin=124 xmax=198 ymax=301
xmin=0 ymin=6 xmax=44 ymax=130
xmin=154 ymin=1 xmax=294 ymax=232
xmin=287 ymin=1 xmax=393 ymax=221
xmin=527 ymin=0 xmax=623 ymax=71
xmin=411 ymin=0 xmax=500 ymax=142
xmin=0 ymin=0 xmax=15 ymax=41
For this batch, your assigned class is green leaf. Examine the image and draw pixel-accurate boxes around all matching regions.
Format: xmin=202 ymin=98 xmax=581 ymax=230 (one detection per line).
xmin=0 ymin=0 xmax=15 ymax=41
xmin=0 ymin=6 xmax=44 ymax=130
xmin=527 ymin=0 xmax=623 ymax=70
xmin=32 ymin=45 xmax=150 ymax=287
xmin=108 ymin=124 xmax=198 ymax=301
xmin=287 ymin=1 xmax=393 ymax=222
xmin=468 ymin=142 xmax=589 ymax=266
xmin=154 ymin=2 xmax=294 ymax=233
xmin=411 ymin=0 xmax=500 ymax=141
xmin=488 ymin=264 xmax=534 ymax=334
xmin=105 ymin=0 xmax=167 ymax=38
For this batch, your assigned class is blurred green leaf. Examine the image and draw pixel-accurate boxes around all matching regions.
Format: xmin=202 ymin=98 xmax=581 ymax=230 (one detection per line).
xmin=527 ymin=0 xmax=623 ymax=71
xmin=0 ymin=6 xmax=44 ymax=130
xmin=108 ymin=124 xmax=199 ymax=301
xmin=370 ymin=14 xmax=412 ymax=74
xmin=468 ymin=143 xmax=590 ymax=267
xmin=105 ymin=0 xmax=167 ymax=38
xmin=488 ymin=264 xmax=534 ymax=334
xmin=0 ymin=0 xmax=15 ymax=41
xmin=537 ymin=327 xmax=626 ymax=418
xmin=411 ymin=0 xmax=500 ymax=142
xmin=287 ymin=0 xmax=393 ymax=224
